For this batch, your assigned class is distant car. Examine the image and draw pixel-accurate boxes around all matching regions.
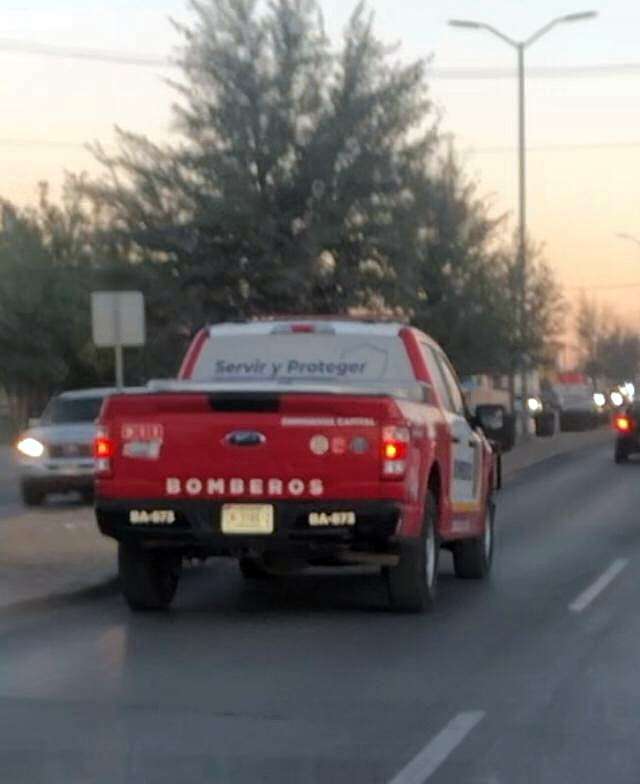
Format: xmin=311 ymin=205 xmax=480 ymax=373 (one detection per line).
xmin=557 ymin=391 xmax=600 ymax=431
xmin=553 ymin=376 xmax=600 ymax=431
xmin=613 ymin=404 xmax=640 ymax=463
xmin=15 ymin=388 xmax=135 ymax=506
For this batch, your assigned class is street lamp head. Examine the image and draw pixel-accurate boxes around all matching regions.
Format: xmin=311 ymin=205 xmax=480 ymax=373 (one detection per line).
xmin=448 ymin=19 xmax=483 ymax=29
xmin=560 ymin=11 xmax=598 ymax=23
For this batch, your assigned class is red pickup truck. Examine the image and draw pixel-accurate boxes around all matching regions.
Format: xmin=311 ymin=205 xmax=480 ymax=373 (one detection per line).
xmin=95 ymin=319 xmax=504 ymax=612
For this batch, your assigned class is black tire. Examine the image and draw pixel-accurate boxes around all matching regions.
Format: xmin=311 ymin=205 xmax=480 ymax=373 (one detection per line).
xmin=535 ymin=412 xmax=557 ymax=438
xmin=453 ymin=496 xmax=495 ymax=580
xmin=615 ymin=443 xmax=629 ymax=464
xmin=118 ymin=542 xmax=180 ymax=611
xmin=81 ymin=489 xmax=95 ymax=506
xmin=386 ymin=488 xmax=439 ymax=613
xmin=238 ymin=556 xmax=274 ymax=580
xmin=21 ymin=482 xmax=45 ymax=507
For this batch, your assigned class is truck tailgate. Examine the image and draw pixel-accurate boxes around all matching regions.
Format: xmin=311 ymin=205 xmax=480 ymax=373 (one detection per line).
xmin=98 ymin=392 xmax=403 ymax=501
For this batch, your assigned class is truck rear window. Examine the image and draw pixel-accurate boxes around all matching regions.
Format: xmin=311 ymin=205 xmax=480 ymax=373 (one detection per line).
xmin=191 ymin=334 xmax=416 ymax=388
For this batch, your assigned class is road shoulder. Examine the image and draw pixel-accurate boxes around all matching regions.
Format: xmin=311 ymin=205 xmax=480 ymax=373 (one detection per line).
xmin=502 ymin=427 xmax=611 ymax=481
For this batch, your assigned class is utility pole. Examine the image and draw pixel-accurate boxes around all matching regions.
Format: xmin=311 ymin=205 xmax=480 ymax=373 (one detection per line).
xmin=517 ymin=42 xmax=528 ymax=412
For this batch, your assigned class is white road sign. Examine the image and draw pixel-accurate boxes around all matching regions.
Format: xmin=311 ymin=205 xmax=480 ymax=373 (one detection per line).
xmin=91 ymin=291 xmax=145 ymax=348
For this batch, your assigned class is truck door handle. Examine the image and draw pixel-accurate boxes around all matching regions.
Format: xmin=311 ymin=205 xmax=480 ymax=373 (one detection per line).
xmin=451 ymin=436 xmax=460 ymax=444
xmin=468 ymin=439 xmax=478 ymax=448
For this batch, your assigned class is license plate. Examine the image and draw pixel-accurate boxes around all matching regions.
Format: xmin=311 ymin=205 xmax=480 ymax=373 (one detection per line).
xmin=221 ymin=504 xmax=274 ymax=535
xmin=52 ymin=463 xmax=82 ymax=475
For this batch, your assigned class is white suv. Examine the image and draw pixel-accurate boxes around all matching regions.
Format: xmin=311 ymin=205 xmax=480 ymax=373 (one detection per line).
xmin=15 ymin=388 xmax=127 ymax=506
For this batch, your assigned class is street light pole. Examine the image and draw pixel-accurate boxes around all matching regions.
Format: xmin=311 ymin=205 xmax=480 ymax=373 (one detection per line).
xmin=449 ymin=12 xmax=597 ymax=436
xmin=517 ymin=42 xmax=527 ymax=410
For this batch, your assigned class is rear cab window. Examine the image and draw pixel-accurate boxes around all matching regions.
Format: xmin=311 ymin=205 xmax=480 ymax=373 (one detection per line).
xmin=190 ymin=326 xmax=423 ymax=400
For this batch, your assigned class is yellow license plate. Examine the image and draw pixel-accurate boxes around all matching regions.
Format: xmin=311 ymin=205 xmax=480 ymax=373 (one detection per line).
xmin=221 ymin=504 xmax=274 ymax=535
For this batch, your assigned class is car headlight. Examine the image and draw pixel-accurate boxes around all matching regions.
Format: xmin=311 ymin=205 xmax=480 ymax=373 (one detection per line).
xmin=526 ymin=397 xmax=542 ymax=413
xmin=611 ymin=391 xmax=624 ymax=407
xmin=16 ymin=437 xmax=45 ymax=458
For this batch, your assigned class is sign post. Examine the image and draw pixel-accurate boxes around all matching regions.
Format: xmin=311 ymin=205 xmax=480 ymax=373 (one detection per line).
xmin=91 ymin=291 xmax=145 ymax=389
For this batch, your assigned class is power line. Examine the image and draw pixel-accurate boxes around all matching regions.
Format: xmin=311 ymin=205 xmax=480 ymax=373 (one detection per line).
xmin=465 ymin=141 xmax=640 ymax=155
xmin=566 ymin=283 xmax=640 ymax=291
xmin=0 ymin=138 xmax=90 ymax=150
xmin=3 ymin=137 xmax=640 ymax=154
xmin=0 ymin=38 xmax=170 ymax=67
xmin=430 ymin=62 xmax=640 ymax=79
xmin=1 ymin=37 xmax=640 ymax=79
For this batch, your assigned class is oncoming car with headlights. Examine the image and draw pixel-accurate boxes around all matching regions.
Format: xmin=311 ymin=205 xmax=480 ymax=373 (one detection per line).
xmin=15 ymin=388 xmax=138 ymax=506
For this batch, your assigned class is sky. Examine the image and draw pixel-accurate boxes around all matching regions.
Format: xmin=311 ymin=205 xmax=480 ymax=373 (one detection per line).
xmin=2 ymin=0 xmax=640 ymax=341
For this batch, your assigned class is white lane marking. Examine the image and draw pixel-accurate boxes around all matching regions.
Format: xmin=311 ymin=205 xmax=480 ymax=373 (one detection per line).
xmin=569 ymin=558 xmax=629 ymax=613
xmin=387 ymin=711 xmax=485 ymax=784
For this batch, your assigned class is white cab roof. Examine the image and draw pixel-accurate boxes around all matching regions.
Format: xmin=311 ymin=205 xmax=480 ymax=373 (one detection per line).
xmin=208 ymin=320 xmax=406 ymax=337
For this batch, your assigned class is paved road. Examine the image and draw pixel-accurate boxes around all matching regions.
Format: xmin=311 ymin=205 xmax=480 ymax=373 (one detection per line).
xmin=3 ymin=435 xmax=640 ymax=783
xmin=0 ymin=446 xmax=20 ymax=516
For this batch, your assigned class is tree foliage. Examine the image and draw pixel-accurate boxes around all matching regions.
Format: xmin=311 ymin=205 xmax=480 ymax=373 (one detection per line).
xmin=575 ymin=295 xmax=640 ymax=383
xmin=0 ymin=187 xmax=95 ymax=422
xmin=83 ymin=0 xmax=438 ymax=319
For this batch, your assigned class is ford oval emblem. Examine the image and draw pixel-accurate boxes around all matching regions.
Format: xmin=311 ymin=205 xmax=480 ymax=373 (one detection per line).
xmin=225 ymin=430 xmax=266 ymax=447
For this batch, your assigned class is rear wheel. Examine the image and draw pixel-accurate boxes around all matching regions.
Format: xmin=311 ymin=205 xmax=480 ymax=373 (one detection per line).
xmin=21 ymin=482 xmax=45 ymax=507
xmin=118 ymin=542 xmax=180 ymax=610
xmin=615 ymin=442 xmax=629 ymax=464
xmin=386 ymin=488 xmax=439 ymax=613
xmin=453 ymin=496 xmax=495 ymax=580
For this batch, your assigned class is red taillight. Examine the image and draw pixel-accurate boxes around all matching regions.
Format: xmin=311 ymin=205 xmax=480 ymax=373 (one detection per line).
xmin=381 ymin=425 xmax=410 ymax=478
xmin=94 ymin=428 xmax=113 ymax=475
xmin=383 ymin=440 xmax=407 ymax=460
xmin=94 ymin=436 xmax=112 ymax=458
xmin=615 ymin=415 xmax=633 ymax=432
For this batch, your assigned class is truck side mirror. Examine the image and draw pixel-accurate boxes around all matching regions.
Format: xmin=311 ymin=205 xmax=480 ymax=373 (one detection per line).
xmin=475 ymin=404 xmax=514 ymax=452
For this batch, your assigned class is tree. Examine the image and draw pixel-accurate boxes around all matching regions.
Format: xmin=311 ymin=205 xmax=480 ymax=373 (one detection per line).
xmin=575 ymin=296 xmax=640 ymax=384
xmin=575 ymin=294 xmax=602 ymax=380
xmin=0 ymin=198 xmax=89 ymax=424
xmin=598 ymin=327 xmax=640 ymax=382
xmin=0 ymin=180 xmax=131 ymax=426
xmin=405 ymin=148 xmax=514 ymax=374
xmin=81 ymin=0 xmax=437 ymax=325
xmin=403 ymin=149 xmax=564 ymax=376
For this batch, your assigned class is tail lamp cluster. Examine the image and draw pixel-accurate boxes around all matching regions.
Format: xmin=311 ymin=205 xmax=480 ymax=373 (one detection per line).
xmin=614 ymin=414 xmax=635 ymax=433
xmin=381 ymin=425 xmax=410 ymax=478
xmin=94 ymin=427 xmax=113 ymax=475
